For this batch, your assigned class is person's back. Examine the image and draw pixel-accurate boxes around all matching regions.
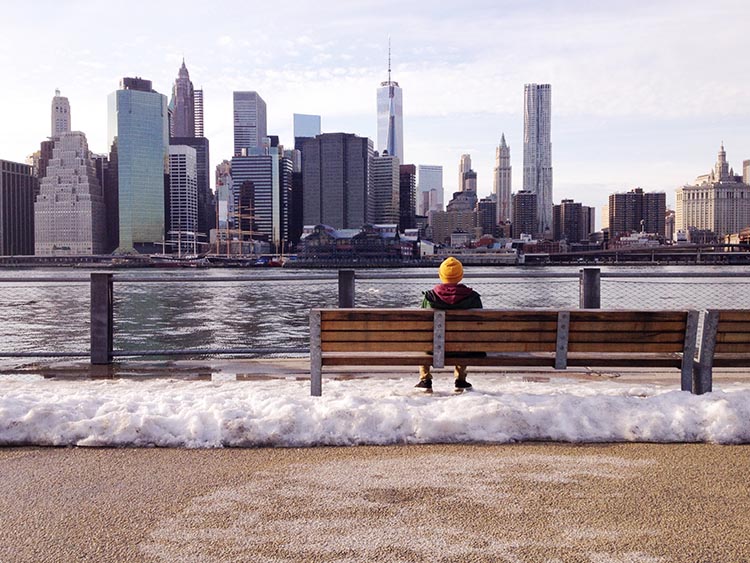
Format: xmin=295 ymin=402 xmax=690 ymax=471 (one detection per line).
xmin=416 ymin=256 xmax=482 ymax=392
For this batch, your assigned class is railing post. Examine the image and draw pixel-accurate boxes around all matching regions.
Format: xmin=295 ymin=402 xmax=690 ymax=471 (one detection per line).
xmin=579 ymin=268 xmax=601 ymax=309
xmin=338 ymin=269 xmax=355 ymax=308
xmin=91 ymin=272 xmax=113 ymax=364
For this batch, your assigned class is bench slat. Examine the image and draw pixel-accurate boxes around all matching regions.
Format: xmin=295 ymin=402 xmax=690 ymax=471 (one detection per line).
xmin=322 ymin=342 xmax=432 ymax=352
xmin=569 ymin=331 xmax=686 ymax=343
xmin=715 ymin=321 xmax=750 ymax=333
xmin=569 ymin=321 xmax=688 ymax=332
xmin=717 ymin=311 xmax=750 ymax=322
xmin=568 ymin=342 xmax=686 ymax=353
xmin=321 ymin=309 xmax=433 ymax=321
xmin=446 ymin=342 xmax=556 ymax=352
xmin=445 ymin=311 xmax=559 ymax=321
xmin=448 ymin=321 xmax=558 ymax=331
xmin=570 ymin=311 xmax=688 ymax=322
xmin=446 ymin=331 xmax=557 ymax=343
xmin=322 ymin=331 xmax=433 ymax=342
xmin=322 ymin=320 xmax=433 ymax=331
xmin=714 ymin=343 xmax=750 ymax=353
xmin=716 ymin=333 xmax=750 ymax=343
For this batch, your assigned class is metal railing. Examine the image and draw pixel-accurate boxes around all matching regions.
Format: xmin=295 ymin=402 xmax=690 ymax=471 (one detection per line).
xmin=2 ymin=268 xmax=750 ymax=363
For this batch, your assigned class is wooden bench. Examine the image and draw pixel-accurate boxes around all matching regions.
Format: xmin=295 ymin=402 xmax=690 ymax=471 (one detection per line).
xmin=309 ymin=308 xmax=700 ymax=396
xmin=694 ymin=309 xmax=750 ymax=394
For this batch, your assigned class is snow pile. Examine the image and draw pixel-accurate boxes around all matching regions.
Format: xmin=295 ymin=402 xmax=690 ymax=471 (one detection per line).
xmin=1 ymin=376 xmax=749 ymax=447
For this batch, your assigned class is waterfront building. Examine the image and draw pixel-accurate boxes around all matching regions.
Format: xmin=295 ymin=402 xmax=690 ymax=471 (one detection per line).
xmin=108 ymin=77 xmax=169 ymax=253
xmin=35 ymin=132 xmax=106 ymax=255
xmin=523 ymin=83 xmax=553 ymax=236
xmin=171 ymin=60 xmax=195 ymax=138
xmin=458 ymin=154 xmax=471 ymax=192
xmin=167 ymin=145 xmax=198 ymax=254
xmin=399 ymin=164 xmax=417 ymax=231
xmin=675 ymin=144 xmax=750 ymax=239
xmin=494 ymin=134 xmax=512 ymax=227
xmin=553 ymin=199 xmax=592 ymax=243
xmin=512 ymin=190 xmax=537 ymax=238
xmin=171 ymin=137 xmax=212 ymax=244
xmin=51 ymin=89 xmax=71 ymax=137
xmin=376 ymin=47 xmax=403 ymax=163
xmin=0 ymin=159 xmax=36 ymax=255
xmin=417 ymin=164 xmax=443 ymax=215
xmin=609 ymin=188 xmax=666 ymax=237
xmin=298 ymin=223 xmax=414 ymax=264
xmin=293 ymin=114 xmax=321 ymax=139
xmin=300 ymin=133 xmax=373 ymax=230
xmin=233 ymin=91 xmax=267 ymax=156
xmin=369 ymin=151 xmax=400 ymax=225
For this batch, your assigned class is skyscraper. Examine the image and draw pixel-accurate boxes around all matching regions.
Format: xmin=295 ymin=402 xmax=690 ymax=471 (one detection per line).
xmin=417 ymin=165 xmax=443 ymax=215
xmin=523 ymin=83 xmax=552 ymax=236
xmin=609 ymin=188 xmax=666 ymax=237
xmin=512 ymin=190 xmax=537 ymax=238
xmin=171 ymin=136 xmax=212 ymax=244
xmin=51 ymin=89 xmax=71 ymax=137
xmin=0 ymin=160 xmax=35 ymax=255
xmin=171 ymin=60 xmax=195 ymax=138
xmin=233 ymin=91 xmax=267 ymax=156
xmin=193 ymin=88 xmax=204 ymax=138
xmin=167 ymin=145 xmax=198 ymax=254
xmin=108 ymin=77 xmax=169 ymax=253
xmin=399 ymin=164 xmax=417 ymax=230
xmin=301 ymin=133 xmax=373 ymax=229
xmin=293 ymin=114 xmax=322 ymax=139
xmin=369 ymin=152 xmax=400 ymax=225
xmin=494 ymin=134 xmax=512 ymax=227
xmin=376 ymin=46 xmax=403 ymax=163
xmin=553 ymin=199 xmax=589 ymax=243
xmin=35 ymin=131 xmax=106 ymax=255
xmin=458 ymin=154 xmax=471 ymax=192
xmin=230 ymin=139 xmax=292 ymax=250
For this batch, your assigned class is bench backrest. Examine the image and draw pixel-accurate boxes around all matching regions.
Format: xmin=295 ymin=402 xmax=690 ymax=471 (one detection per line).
xmin=319 ymin=308 xmax=434 ymax=353
xmin=444 ymin=310 xmax=558 ymax=353
xmin=568 ymin=310 xmax=691 ymax=353
xmin=709 ymin=310 xmax=750 ymax=355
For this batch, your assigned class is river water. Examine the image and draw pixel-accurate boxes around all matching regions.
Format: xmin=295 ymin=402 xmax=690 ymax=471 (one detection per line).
xmin=1 ymin=265 xmax=749 ymax=357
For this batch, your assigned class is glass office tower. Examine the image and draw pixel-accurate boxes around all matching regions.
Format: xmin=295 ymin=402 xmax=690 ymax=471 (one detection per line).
xmin=108 ymin=77 xmax=169 ymax=253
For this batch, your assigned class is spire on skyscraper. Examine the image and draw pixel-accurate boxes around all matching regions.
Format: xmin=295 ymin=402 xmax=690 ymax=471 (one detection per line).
xmin=376 ymin=38 xmax=403 ymax=163
xmin=172 ymin=59 xmax=195 ymax=138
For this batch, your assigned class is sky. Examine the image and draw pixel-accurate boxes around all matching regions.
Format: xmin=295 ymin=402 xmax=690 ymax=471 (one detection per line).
xmin=1 ymin=0 xmax=749 ymax=219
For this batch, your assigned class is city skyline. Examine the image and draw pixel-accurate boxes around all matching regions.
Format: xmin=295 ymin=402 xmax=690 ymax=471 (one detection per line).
xmin=1 ymin=0 xmax=749 ymax=224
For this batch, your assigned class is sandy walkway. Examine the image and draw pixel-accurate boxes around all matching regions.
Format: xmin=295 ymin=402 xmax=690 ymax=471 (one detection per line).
xmin=1 ymin=443 xmax=748 ymax=562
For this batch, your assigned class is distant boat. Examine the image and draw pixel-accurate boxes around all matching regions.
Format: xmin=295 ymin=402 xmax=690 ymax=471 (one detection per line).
xmin=150 ymin=254 xmax=209 ymax=267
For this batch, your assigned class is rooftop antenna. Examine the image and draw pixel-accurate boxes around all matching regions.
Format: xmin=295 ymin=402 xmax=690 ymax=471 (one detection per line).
xmin=388 ymin=37 xmax=391 ymax=84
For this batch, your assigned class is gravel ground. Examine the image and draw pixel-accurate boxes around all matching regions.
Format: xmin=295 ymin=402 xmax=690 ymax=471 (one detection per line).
xmin=1 ymin=443 xmax=749 ymax=562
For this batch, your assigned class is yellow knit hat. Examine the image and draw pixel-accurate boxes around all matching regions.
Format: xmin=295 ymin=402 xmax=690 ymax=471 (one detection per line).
xmin=439 ymin=257 xmax=463 ymax=284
